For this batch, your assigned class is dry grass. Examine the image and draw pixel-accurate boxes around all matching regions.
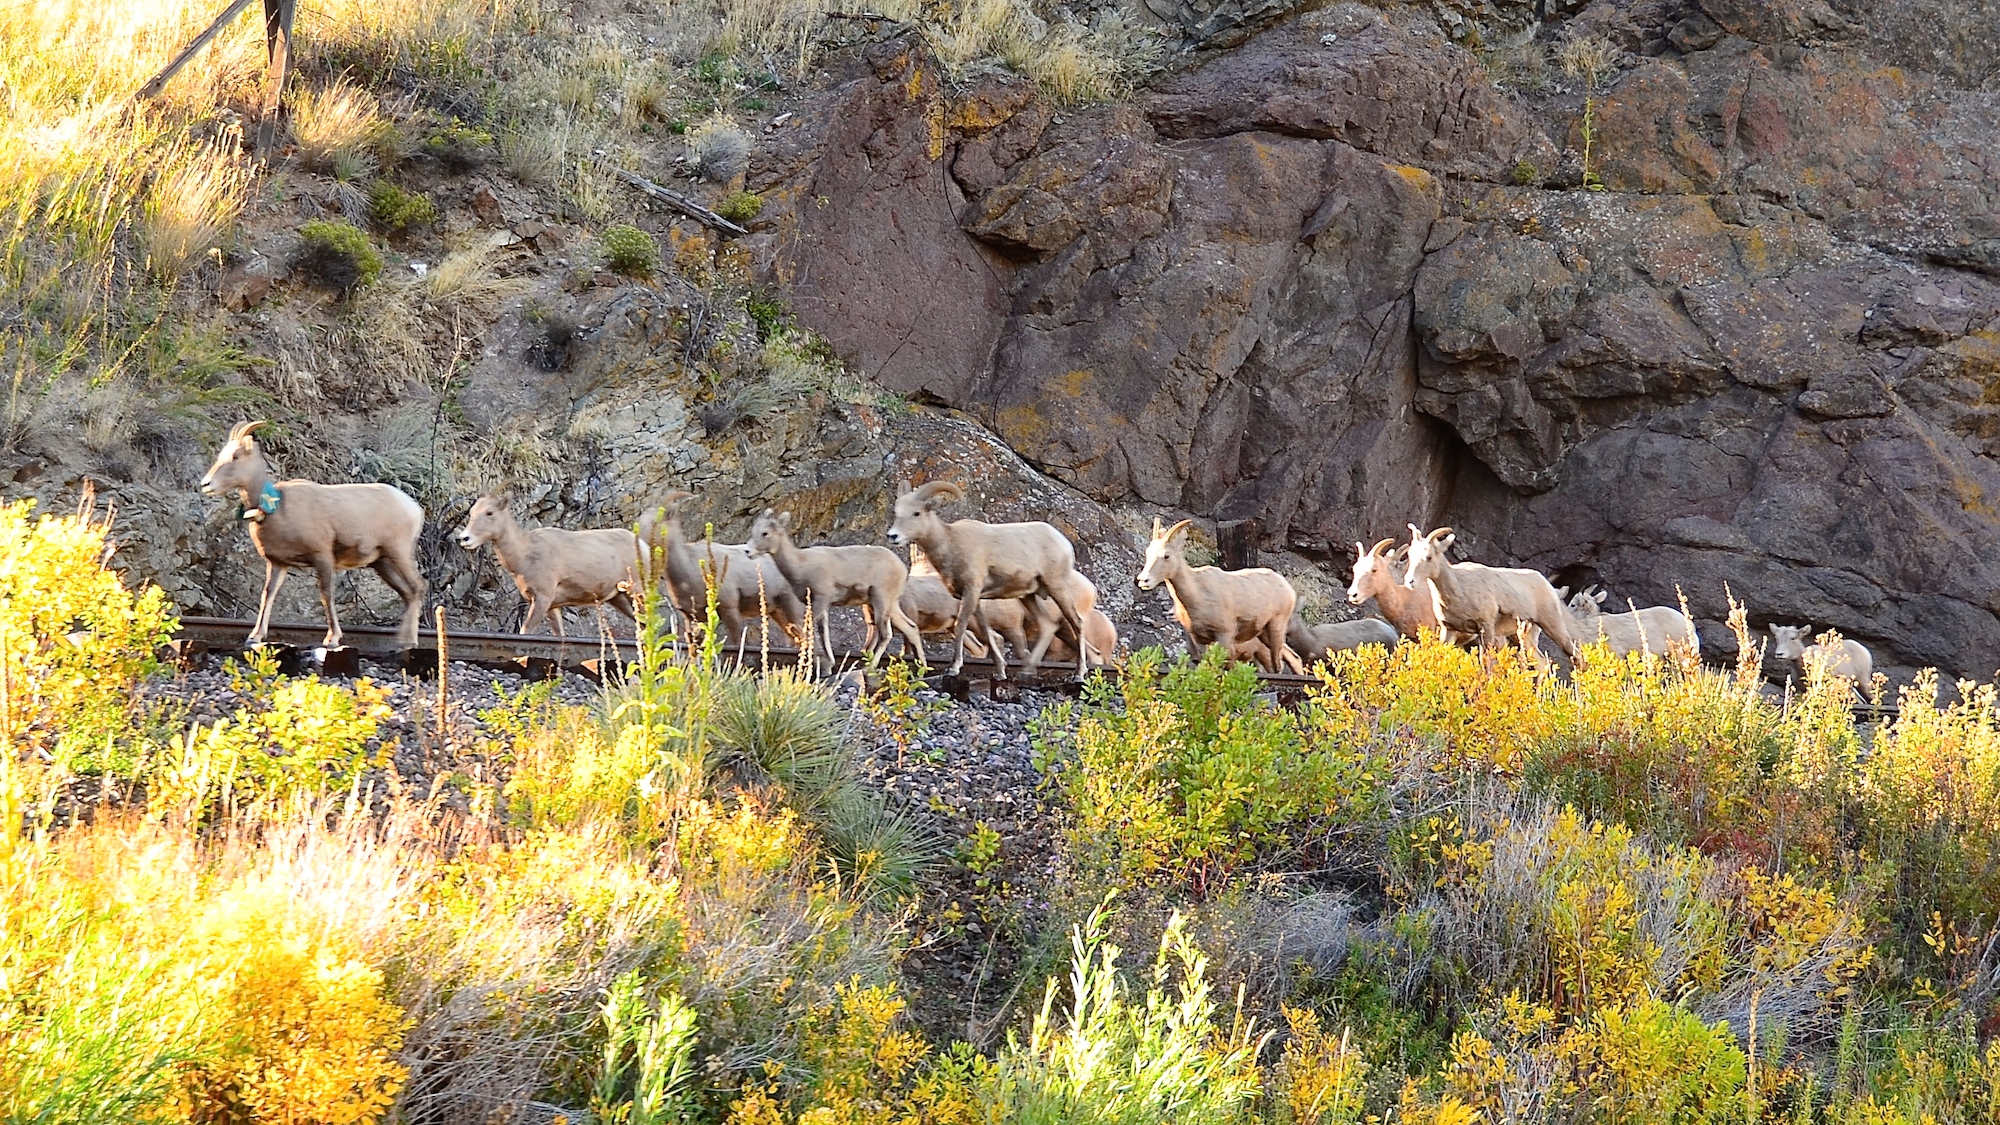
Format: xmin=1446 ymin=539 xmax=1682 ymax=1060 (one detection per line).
xmin=426 ymin=245 xmax=526 ymax=319
xmin=137 ymin=141 xmax=252 ymax=281
xmin=290 ymin=77 xmax=387 ymax=175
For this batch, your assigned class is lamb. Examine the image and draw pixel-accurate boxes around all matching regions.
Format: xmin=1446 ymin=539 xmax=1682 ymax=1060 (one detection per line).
xmin=1135 ymin=517 xmax=1299 ymax=674
xmin=1769 ymin=624 xmax=1872 ymax=685
xmin=885 ymin=480 xmax=1088 ymax=677
xmin=1287 ymin=615 xmax=1399 ymax=664
xmin=634 ymin=492 xmax=805 ymax=646
xmin=1402 ymin=525 xmax=1580 ymax=660
xmin=748 ymin=509 xmax=925 ymax=662
xmin=1347 ymin=538 xmax=1448 ymax=640
xmin=1565 ymin=587 xmax=1700 ymax=658
xmin=455 ymin=495 xmax=637 ymax=636
xmin=199 ymin=420 xmax=427 ymax=647
xmin=1034 ymin=571 xmax=1118 ymax=668
xmin=900 ymin=573 xmax=996 ymax=660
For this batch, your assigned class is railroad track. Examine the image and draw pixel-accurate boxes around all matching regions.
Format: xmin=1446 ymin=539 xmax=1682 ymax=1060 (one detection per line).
xmin=169 ymin=615 xmax=1327 ymax=702
xmin=166 ymin=616 xmax=1894 ymax=717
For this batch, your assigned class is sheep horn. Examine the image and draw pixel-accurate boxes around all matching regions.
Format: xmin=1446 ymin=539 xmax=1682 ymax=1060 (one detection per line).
xmin=914 ymin=480 xmax=964 ymax=505
xmin=230 ymin=419 xmax=271 ymax=441
xmin=1165 ymin=519 xmax=1194 ymax=540
xmin=1428 ymin=526 xmax=1453 ymax=541
xmin=1370 ymin=538 xmax=1395 ymax=557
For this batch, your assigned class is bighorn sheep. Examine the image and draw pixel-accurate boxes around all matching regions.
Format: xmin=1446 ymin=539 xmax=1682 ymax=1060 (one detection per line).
xmin=1402 ymin=526 xmax=1580 ymax=660
xmin=1769 ymin=625 xmax=1872 ymax=685
xmin=748 ymin=509 xmax=925 ymax=662
xmin=1135 ymin=518 xmax=1298 ymax=674
xmin=1287 ymin=615 xmax=1399 ymax=664
xmin=1034 ymin=571 xmax=1117 ymax=668
xmin=1348 ymin=538 xmax=1449 ymax=639
xmin=979 ymin=578 xmax=1119 ymax=670
xmin=635 ymin=492 xmax=805 ymax=646
xmin=885 ymin=481 xmax=1087 ymax=677
xmin=1565 ymin=587 xmax=1700 ymax=658
xmin=455 ymin=495 xmax=637 ymax=636
xmin=900 ymin=573 xmax=995 ymax=660
xmin=200 ymin=420 xmax=427 ymax=647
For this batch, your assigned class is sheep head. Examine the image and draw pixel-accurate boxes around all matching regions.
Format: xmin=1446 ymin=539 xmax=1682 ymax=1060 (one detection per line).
xmin=1402 ymin=526 xmax=1454 ymax=587
xmin=200 ymin=420 xmax=274 ymax=500
xmin=457 ymin=495 xmax=514 ymax=550
xmin=1137 ymin=517 xmax=1193 ymax=591
xmin=1769 ymin=624 xmax=1809 ymax=660
xmin=887 ymin=480 xmax=961 ymax=548
xmin=1347 ymin=537 xmax=1399 ymax=604
xmin=747 ymin=509 xmax=793 ymax=557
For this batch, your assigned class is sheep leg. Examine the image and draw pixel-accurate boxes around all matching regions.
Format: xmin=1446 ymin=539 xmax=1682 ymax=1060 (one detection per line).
xmin=312 ymin=557 xmax=342 ymax=648
xmin=1259 ymin=618 xmax=1288 ymax=674
xmin=1045 ymin=587 xmax=1088 ymax=678
xmin=520 ymin=596 xmax=547 ymax=636
xmin=947 ymin=590 xmax=1003 ymax=678
xmin=887 ymin=602 xmax=927 ymax=668
xmin=552 ymin=604 xmax=568 ymax=638
xmin=860 ymin=602 xmax=883 ymax=659
xmin=248 ymin=562 xmax=289 ymax=645
xmin=371 ymin=555 xmax=426 ymax=648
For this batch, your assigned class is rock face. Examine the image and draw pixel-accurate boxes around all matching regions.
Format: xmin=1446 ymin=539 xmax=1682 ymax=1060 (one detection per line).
xmin=753 ymin=0 xmax=2000 ymax=677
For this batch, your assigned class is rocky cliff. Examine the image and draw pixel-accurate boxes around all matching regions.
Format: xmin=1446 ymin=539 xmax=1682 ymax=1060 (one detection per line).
xmin=749 ymin=0 xmax=2000 ymax=677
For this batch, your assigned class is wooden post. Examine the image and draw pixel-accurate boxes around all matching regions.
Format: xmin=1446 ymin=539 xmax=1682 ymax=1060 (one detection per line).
xmin=253 ymin=0 xmax=298 ymax=160
xmin=137 ymin=0 xmax=259 ymax=100
xmin=1217 ymin=518 xmax=1259 ymax=571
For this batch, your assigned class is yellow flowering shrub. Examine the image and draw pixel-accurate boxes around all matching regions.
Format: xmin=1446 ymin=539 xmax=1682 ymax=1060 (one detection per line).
xmin=0 ymin=497 xmax=174 ymax=756
xmin=180 ymin=933 xmax=410 ymax=1124
xmin=148 ymin=676 xmax=394 ymax=819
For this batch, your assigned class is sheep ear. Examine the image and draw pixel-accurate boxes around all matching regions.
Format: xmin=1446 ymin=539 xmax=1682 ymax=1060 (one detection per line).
xmin=778 ymin=511 xmax=793 ymax=528
xmin=1439 ymin=532 xmax=1456 ymax=551
xmin=1407 ymin=522 xmax=1423 ymax=541
xmin=1354 ymin=540 xmax=1367 ymax=561
xmin=662 ymin=490 xmax=693 ymax=510
xmin=1555 ymin=586 xmax=1568 ymax=600
xmin=494 ymin=494 xmax=511 ymax=510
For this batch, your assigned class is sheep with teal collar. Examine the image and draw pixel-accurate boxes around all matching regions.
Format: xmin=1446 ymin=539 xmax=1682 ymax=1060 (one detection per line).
xmin=200 ymin=420 xmax=428 ymax=647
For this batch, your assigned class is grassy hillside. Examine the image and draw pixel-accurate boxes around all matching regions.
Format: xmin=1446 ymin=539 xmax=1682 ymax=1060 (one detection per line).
xmin=4 ymin=492 xmax=1999 ymax=1122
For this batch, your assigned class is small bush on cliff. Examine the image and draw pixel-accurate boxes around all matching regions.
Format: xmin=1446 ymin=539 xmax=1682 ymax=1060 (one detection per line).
xmin=600 ymin=223 xmax=660 ymax=278
xmin=367 ymin=181 xmax=437 ymax=232
xmin=294 ymin=219 xmax=384 ymax=292
xmin=715 ymin=190 xmax=764 ymax=224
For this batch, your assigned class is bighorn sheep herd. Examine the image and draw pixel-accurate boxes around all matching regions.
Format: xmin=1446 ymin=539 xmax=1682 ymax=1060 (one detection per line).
xmin=198 ymin=423 xmax=1870 ymax=689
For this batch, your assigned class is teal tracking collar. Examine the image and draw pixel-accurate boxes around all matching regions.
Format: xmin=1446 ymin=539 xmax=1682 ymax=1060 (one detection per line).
xmin=237 ymin=481 xmax=282 ymax=521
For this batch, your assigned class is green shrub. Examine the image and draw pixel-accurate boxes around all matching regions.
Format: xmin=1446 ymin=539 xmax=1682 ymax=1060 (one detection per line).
xmin=1513 ymin=160 xmax=1539 ymax=184
xmin=367 ymin=181 xmax=437 ymax=232
xmin=1038 ymin=646 xmax=1386 ymax=890
xmin=420 ymin=120 xmax=495 ymax=170
xmin=714 ymin=190 xmax=763 ymax=224
xmin=293 ymin=218 xmax=383 ymax=291
xmin=600 ymin=223 xmax=660 ymax=278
